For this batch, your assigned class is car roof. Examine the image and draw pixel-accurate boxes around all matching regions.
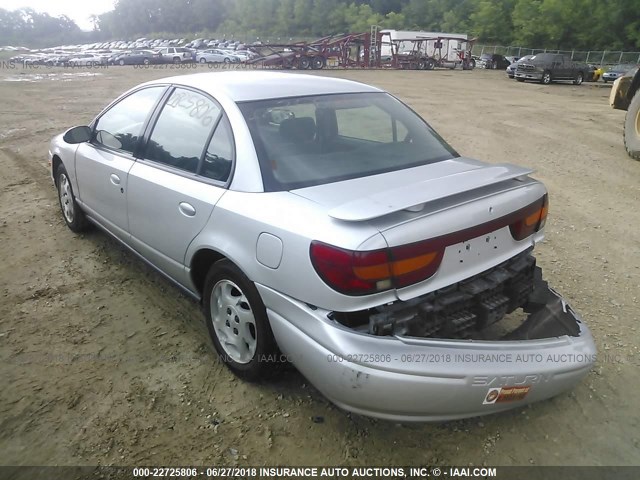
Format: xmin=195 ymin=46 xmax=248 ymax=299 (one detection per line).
xmin=143 ymin=71 xmax=383 ymax=102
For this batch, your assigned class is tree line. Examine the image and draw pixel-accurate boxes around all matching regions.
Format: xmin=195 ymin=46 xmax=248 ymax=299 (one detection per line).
xmin=1 ymin=0 xmax=639 ymax=51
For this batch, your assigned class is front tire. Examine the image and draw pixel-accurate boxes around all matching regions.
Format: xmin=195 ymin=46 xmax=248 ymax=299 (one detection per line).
xmin=624 ymin=90 xmax=640 ymax=160
xmin=516 ymin=77 xmax=525 ymax=82
xmin=203 ymin=260 xmax=278 ymax=380
xmin=541 ymin=70 xmax=552 ymax=85
xmin=56 ymin=164 xmax=89 ymax=233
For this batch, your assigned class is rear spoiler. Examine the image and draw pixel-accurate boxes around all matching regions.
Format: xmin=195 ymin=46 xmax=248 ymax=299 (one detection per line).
xmin=328 ymin=163 xmax=534 ymax=222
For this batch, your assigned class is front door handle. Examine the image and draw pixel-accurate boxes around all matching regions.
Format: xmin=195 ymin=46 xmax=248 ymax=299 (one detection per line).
xmin=178 ymin=202 xmax=196 ymax=217
xmin=110 ymin=173 xmax=121 ymax=185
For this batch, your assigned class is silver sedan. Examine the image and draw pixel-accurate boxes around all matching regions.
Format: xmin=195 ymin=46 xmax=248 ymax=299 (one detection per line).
xmin=49 ymin=72 xmax=596 ymax=421
xmin=196 ymin=49 xmax=240 ymax=64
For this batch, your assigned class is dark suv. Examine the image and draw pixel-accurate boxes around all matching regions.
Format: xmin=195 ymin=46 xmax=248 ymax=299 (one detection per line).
xmin=515 ymin=53 xmax=589 ymax=85
xmin=480 ymin=53 xmax=511 ymax=70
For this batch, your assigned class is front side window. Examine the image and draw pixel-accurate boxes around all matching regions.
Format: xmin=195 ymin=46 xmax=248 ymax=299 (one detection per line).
xmin=144 ymin=88 xmax=221 ymax=173
xmin=239 ymin=92 xmax=457 ymax=191
xmin=93 ymin=86 xmax=164 ymax=154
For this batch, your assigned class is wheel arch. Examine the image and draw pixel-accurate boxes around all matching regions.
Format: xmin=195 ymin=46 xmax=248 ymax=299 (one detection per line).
xmin=52 ymin=154 xmax=62 ymax=185
xmin=189 ymin=247 xmax=230 ymax=299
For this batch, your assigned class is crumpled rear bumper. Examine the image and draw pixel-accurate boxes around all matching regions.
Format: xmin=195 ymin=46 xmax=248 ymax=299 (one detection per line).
xmin=258 ymin=283 xmax=596 ymax=422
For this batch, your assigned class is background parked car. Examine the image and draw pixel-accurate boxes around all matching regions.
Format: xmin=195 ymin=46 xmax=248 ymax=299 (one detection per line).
xmin=506 ymin=55 xmax=533 ymax=78
xmin=196 ymin=49 xmax=241 ymax=64
xmin=515 ymin=53 xmax=589 ymax=85
xmin=479 ymin=53 xmax=511 ymax=69
xmin=587 ymin=64 xmax=604 ymax=82
xmin=67 ymin=53 xmax=107 ymax=67
xmin=603 ymin=64 xmax=637 ymax=83
xmin=114 ymin=50 xmax=162 ymax=65
xmin=158 ymin=47 xmax=193 ymax=64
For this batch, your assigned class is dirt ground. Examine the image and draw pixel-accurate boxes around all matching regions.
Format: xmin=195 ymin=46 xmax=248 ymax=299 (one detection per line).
xmin=0 ymin=64 xmax=638 ymax=468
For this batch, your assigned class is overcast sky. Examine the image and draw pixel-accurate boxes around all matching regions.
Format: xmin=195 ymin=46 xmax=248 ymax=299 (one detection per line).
xmin=3 ymin=0 xmax=116 ymax=30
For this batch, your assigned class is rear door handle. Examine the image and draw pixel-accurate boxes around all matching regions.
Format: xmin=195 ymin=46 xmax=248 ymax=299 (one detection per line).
xmin=178 ymin=202 xmax=196 ymax=217
xmin=110 ymin=173 xmax=121 ymax=185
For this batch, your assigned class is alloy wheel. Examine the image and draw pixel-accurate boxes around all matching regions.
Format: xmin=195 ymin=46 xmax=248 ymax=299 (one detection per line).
xmin=210 ymin=279 xmax=257 ymax=364
xmin=58 ymin=174 xmax=74 ymax=223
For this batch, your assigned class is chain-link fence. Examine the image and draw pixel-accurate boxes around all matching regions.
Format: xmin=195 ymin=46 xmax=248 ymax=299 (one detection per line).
xmin=472 ymin=45 xmax=640 ymax=66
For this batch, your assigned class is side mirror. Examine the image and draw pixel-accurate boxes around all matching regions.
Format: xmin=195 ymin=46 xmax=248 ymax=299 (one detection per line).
xmin=63 ymin=126 xmax=92 ymax=144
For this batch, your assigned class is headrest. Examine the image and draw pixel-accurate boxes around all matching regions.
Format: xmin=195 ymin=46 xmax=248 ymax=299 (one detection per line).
xmin=279 ymin=117 xmax=316 ymax=143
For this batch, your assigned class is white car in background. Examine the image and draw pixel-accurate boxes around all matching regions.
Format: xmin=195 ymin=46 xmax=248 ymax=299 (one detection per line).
xmin=197 ymin=49 xmax=241 ymax=64
xmin=67 ymin=53 xmax=106 ymax=66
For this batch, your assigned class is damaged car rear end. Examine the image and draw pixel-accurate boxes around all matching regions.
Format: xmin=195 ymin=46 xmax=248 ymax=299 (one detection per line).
xmin=237 ymin=87 xmax=596 ymax=422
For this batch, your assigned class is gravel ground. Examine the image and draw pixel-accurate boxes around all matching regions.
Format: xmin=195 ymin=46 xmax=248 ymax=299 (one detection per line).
xmin=0 ymin=65 xmax=638 ymax=468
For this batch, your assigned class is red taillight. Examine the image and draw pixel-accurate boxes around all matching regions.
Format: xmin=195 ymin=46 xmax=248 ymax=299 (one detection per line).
xmin=509 ymin=194 xmax=548 ymax=241
xmin=311 ymin=194 xmax=549 ymax=296
xmin=310 ymin=240 xmax=444 ymax=295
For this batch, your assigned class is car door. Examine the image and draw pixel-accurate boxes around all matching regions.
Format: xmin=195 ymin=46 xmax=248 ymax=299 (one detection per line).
xmin=75 ymin=86 xmax=166 ymax=241
xmin=553 ymin=54 xmax=568 ymax=79
xmin=127 ymin=86 xmax=233 ymax=286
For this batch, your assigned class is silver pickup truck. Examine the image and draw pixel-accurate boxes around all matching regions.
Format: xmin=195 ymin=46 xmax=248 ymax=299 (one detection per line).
xmin=610 ymin=66 xmax=640 ymax=160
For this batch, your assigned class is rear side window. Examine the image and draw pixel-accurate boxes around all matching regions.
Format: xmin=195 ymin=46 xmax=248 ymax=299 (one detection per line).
xmin=94 ymin=86 xmax=164 ymax=154
xmin=144 ymin=88 xmax=221 ymax=173
xmin=200 ymin=117 xmax=234 ymax=182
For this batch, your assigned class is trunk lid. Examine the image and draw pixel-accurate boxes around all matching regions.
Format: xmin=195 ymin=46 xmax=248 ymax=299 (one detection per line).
xmin=292 ymin=157 xmax=534 ymax=222
xmin=295 ymin=157 xmax=547 ymax=301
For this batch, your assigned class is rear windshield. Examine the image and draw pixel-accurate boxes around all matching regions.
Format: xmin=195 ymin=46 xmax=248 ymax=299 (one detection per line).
xmin=238 ymin=92 xmax=457 ymax=191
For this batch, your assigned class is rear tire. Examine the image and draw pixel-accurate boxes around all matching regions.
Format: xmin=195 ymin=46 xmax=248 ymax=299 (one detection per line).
xmin=624 ymin=90 xmax=640 ymax=161
xmin=311 ymin=56 xmax=325 ymax=70
xmin=573 ymin=72 xmax=584 ymax=85
xmin=56 ymin=164 xmax=89 ymax=233
xmin=425 ymin=58 xmax=435 ymax=70
xmin=297 ymin=56 xmax=310 ymax=70
xmin=203 ymin=260 xmax=278 ymax=381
